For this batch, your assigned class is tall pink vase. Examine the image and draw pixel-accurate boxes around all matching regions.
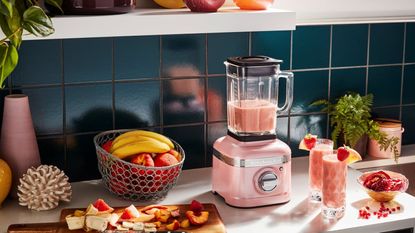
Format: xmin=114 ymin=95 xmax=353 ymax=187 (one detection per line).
xmin=0 ymin=94 xmax=40 ymax=197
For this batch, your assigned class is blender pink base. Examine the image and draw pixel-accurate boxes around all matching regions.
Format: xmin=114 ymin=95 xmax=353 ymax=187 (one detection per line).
xmin=212 ymin=136 xmax=291 ymax=207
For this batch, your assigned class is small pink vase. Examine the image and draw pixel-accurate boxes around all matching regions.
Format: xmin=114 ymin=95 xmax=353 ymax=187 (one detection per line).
xmin=0 ymin=94 xmax=40 ymax=197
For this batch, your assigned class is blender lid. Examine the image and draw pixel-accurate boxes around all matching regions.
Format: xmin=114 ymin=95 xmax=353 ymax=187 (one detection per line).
xmin=227 ymin=56 xmax=283 ymax=67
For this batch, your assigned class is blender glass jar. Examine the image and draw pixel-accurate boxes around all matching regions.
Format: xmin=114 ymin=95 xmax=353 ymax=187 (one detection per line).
xmin=225 ymin=56 xmax=293 ymax=137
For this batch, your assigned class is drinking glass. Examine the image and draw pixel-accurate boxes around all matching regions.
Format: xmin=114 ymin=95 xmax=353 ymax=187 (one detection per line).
xmin=309 ymin=138 xmax=333 ymax=202
xmin=322 ymin=152 xmax=347 ymax=219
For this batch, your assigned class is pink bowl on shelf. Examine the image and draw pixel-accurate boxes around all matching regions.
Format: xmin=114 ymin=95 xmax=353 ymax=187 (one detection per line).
xmin=358 ymin=170 xmax=409 ymax=202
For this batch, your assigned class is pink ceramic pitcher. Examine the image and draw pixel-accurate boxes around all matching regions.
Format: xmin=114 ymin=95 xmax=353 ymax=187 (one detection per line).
xmin=0 ymin=94 xmax=40 ymax=197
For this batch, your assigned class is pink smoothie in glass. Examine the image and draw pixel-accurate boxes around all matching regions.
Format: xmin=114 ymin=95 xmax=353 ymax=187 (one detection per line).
xmin=227 ymin=100 xmax=276 ymax=133
xmin=322 ymin=154 xmax=347 ymax=219
xmin=308 ymin=139 xmax=333 ymax=202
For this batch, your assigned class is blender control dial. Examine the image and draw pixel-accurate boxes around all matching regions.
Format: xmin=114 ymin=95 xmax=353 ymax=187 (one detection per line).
xmin=258 ymin=172 xmax=278 ymax=192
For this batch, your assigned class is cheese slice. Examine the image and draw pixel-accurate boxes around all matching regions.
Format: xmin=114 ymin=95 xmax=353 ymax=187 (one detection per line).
xmin=85 ymin=215 xmax=109 ymax=231
xmin=65 ymin=215 xmax=85 ymax=230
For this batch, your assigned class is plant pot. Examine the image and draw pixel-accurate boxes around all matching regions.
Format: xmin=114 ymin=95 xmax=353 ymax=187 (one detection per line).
xmin=0 ymin=94 xmax=41 ymax=198
xmin=368 ymin=119 xmax=403 ymax=159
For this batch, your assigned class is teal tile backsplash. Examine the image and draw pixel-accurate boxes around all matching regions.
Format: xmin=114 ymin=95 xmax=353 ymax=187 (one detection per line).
xmin=7 ymin=22 xmax=415 ymax=181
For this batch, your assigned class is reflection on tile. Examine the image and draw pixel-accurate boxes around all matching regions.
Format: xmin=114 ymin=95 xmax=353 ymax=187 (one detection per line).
xmin=64 ymin=38 xmax=112 ymax=83
xmin=38 ymin=137 xmax=65 ymax=170
xmin=207 ymin=76 xmax=226 ymax=122
xmin=65 ymin=84 xmax=113 ymax=133
xmin=251 ymin=31 xmax=291 ymax=70
xmin=292 ymin=26 xmax=330 ymax=69
xmin=13 ymin=40 xmax=62 ymax=86
xmin=163 ymin=78 xmax=205 ymax=125
xmin=290 ymin=114 xmax=328 ymax=157
xmin=115 ymin=81 xmax=160 ymax=128
xmin=114 ymin=36 xmax=160 ymax=79
xmin=277 ymin=116 xmax=289 ymax=145
xmin=332 ymin=24 xmax=368 ymax=67
xmin=207 ymin=33 xmax=249 ymax=74
xmin=291 ymin=70 xmax=329 ymax=114
xmin=368 ymin=66 xmax=402 ymax=107
xmin=402 ymin=106 xmax=415 ymax=145
xmin=66 ymin=133 xmax=101 ymax=182
xmin=403 ymin=65 xmax=415 ymax=104
xmin=163 ymin=125 xmax=205 ymax=169
xmin=162 ymin=34 xmax=205 ymax=77
xmin=369 ymin=23 xmax=404 ymax=65
xmin=372 ymin=107 xmax=400 ymax=120
xmin=406 ymin=23 xmax=415 ymax=63
xmin=17 ymin=87 xmax=63 ymax=135
xmin=330 ymin=68 xmax=366 ymax=100
xmin=207 ymin=122 xmax=227 ymax=166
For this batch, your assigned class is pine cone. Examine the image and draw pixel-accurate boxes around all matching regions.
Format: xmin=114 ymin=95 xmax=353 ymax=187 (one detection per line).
xmin=17 ymin=165 xmax=72 ymax=211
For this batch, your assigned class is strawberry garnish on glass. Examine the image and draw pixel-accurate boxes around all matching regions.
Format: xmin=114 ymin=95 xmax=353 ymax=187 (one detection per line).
xmin=299 ymin=133 xmax=317 ymax=151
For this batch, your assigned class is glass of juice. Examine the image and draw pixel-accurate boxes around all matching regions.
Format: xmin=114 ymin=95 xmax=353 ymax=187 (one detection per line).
xmin=322 ymin=152 xmax=347 ymax=219
xmin=309 ymin=138 xmax=333 ymax=202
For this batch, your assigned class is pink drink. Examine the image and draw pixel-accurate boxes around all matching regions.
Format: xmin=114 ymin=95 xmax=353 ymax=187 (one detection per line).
xmin=322 ymin=154 xmax=347 ymax=219
xmin=309 ymin=139 xmax=333 ymax=202
xmin=227 ymin=100 xmax=277 ymax=134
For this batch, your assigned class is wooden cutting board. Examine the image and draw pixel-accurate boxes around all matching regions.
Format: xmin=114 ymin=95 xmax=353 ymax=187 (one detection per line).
xmin=8 ymin=204 xmax=226 ymax=233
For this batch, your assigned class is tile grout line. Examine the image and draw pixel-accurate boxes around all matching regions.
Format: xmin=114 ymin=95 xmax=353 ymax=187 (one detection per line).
xmin=61 ymin=39 xmax=68 ymax=170
xmin=248 ymin=32 xmax=252 ymax=56
xmin=159 ymin=35 xmax=164 ymax=134
xmin=111 ymin=38 xmax=116 ymax=130
xmin=204 ymin=33 xmax=209 ymax=166
xmin=365 ymin=24 xmax=371 ymax=95
xmin=326 ymin=25 xmax=333 ymax=138
xmin=399 ymin=23 xmax=407 ymax=121
xmin=289 ymin=30 xmax=294 ymax=144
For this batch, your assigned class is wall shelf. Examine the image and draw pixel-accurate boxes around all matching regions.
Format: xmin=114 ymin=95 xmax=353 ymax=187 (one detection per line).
xmin=20 ymin=7 xmax=295 ymax=40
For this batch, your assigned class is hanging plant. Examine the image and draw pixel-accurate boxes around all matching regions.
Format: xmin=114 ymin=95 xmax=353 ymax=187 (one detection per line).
xmin=0 ymin=0 xmax=62 ymax=88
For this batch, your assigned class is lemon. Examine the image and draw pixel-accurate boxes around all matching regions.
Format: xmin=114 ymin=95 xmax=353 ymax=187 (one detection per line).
xmin=0 ymin=159 xmax=12 ymax=206
xmin=153 ymin=0 xmax=186 ymax=9
xmin=345 ymin=148 xmax=362 ymax=165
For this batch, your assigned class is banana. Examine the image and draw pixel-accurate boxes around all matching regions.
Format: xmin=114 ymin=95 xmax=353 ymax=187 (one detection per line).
xmin=113 ymin=130 xmax=174 ymax=149
xmin=112 ymin=140 xmax=170 ymax=160
xmin=110 ymin=135 xmax=156 ymax=153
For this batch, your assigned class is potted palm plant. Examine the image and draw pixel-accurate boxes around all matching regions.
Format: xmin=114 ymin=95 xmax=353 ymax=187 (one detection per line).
xmin=312 ymin=93 xmax=400 ymax=161
xmin=0 ymin=0 xmax=61 ymax=87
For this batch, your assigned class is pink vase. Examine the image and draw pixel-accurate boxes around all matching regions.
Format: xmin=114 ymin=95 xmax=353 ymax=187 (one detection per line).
xmin=0 ymin=94 xmax=40 ymax=197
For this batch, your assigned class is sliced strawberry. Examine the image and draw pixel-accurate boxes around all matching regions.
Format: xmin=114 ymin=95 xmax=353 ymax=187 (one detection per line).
xmin=190 ymin=200 xmax=204 ymax=215
xmin=299 ymin=134 xmax=317 ymax=151
xmin=337 ymin=146 xmax=350 ymax=161
xmin=93 ymin=198 xmax=113 ymax=212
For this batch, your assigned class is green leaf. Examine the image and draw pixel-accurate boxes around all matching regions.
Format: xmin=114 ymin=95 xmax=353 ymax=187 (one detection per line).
xmin=0 ymin=42 xmax=18 ymax=88
xmin=6 ymin=6 xmax=22 ymax=48
xmin=45 ymin=0 xmax=63 ymax=13
xmin=0 ymin=0 xmax=14 ymax=17
xmin=22 ymin=6 xmax=54 ymax=37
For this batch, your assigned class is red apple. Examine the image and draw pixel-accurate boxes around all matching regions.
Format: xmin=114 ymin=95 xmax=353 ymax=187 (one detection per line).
xmin=131 ymin=153 xmax=154 ymax=167
xmin=154 ymin=153 xmax=179 ymax=167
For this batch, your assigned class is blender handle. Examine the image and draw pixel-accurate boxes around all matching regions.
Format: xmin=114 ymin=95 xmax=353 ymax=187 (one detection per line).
xmin=276 ymin=71 xmax=294 ymax=115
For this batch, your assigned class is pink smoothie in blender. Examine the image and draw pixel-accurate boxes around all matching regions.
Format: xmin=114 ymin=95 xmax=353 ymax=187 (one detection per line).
xmin=227 ymin=99 xmax=277 ymax=134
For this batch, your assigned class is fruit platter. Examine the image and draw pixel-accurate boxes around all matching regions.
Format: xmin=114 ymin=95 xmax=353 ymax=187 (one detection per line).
xmin=358 ymin=170 xmax=409 ymax=202
xmin=93 ymin=130 xmax=185 ymax=201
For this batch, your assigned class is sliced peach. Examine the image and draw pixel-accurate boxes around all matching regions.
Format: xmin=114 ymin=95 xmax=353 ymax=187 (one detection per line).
xmin=180 ymin=219 xmax=190 ymax=228
xmin=186 ymin=211 xmax=209 ymax=225
xmin=155 ymin=209 xmax=171 ymax=223
xmin=166 ymin=220 xmax=180 ymax=231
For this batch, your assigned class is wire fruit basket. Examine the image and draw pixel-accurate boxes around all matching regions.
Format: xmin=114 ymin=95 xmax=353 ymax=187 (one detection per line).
xmin=93 ymin=130 xmax=185 ymax=202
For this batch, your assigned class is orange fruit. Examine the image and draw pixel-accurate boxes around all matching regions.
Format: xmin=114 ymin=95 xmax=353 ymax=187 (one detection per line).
xmin=0 ymin=159 xmax=12 ymax=206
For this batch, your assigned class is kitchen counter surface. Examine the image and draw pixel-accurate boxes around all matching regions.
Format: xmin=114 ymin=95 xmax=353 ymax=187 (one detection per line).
xmin=1 ymin=156 xmax=415 ymax=233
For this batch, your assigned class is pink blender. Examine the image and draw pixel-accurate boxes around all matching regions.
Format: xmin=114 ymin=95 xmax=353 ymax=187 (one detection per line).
xmin=212 ymin=56 xmax=294 ymax=207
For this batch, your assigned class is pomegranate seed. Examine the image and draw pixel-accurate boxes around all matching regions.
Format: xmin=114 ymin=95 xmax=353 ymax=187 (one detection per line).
xmin=383 ymin=213 xmax=388 ymax=217
xmin=373 ymin=212 xmax=377 ymax=215
xmin=386 ymin=208 xmax=390 ymax=211
xmin=366 ymin=206 xmax=370 ymax=210
xmin=397 ymin=206 xmax=401 ymax=210
xmin=392 ymin=208 xmax=396 ymax=212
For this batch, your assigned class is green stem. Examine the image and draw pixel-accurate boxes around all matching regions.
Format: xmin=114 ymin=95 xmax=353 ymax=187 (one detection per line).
xmin=0 ymin=27 xmax=22 ymax=44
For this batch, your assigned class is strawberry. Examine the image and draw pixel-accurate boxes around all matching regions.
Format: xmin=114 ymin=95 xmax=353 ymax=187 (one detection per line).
xmin=190 ymin=200 xmax=204 ymax=215
xmin=303 ymin=134 xmax=317 ymax=150
xmin=337 ymin=146 xmax=350 ymax=161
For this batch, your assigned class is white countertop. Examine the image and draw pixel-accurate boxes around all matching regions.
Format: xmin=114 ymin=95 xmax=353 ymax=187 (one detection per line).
xmin=1 ymin=156 xmax=415 ymax=233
